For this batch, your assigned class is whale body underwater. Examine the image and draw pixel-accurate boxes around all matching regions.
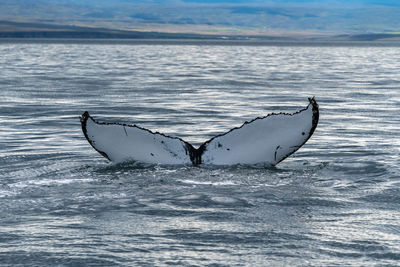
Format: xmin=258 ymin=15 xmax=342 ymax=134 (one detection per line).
xmin=81 ymin=98 xmax=319 ymax=166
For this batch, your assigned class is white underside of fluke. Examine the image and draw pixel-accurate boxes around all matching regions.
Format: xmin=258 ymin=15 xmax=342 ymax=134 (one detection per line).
xmin=82 ymin=118 xmax=193 ymax=164
xmin=81 ymin=98 xmax=319 ymax=166
xmin=201 ymin=105 xmax=315 ymax=165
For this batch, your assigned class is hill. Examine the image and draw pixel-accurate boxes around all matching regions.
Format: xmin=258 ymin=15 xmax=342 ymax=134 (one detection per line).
xmin=1 ymin=0 xmax=400 ymax=37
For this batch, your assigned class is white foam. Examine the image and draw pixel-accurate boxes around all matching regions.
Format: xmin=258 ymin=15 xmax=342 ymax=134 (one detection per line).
xmin=10 ymin=178 xmax=93 ymax=189
xmin=179 ymin=179 xmax=237 ymax=186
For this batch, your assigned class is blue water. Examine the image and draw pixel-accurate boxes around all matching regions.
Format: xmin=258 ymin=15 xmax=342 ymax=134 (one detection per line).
xmin=1 ymin=40 xmax=400 ymax=266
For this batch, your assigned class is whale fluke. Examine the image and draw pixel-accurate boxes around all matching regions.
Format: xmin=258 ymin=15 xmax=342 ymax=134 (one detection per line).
xmin=81 ymin=98 xmax=319 ymax=166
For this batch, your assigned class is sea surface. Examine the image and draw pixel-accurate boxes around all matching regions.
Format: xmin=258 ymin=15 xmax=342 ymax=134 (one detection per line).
xmin=0 ymin=39 xmax=400 ymax=266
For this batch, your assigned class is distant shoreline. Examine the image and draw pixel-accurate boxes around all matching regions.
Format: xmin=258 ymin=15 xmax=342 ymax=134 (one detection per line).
xmin=1 ymin=38 xmax=400 ymax=47
xmin=1 ymin=20 xmax=400 ymax=44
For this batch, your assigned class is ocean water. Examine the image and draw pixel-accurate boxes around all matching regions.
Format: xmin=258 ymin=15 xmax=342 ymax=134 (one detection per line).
xmin=0 ymin=40 xmax=400 ymax=266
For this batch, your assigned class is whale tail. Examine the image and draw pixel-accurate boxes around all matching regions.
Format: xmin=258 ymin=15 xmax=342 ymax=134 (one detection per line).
xmin=81 ymin=98 xmax=319 ymax=166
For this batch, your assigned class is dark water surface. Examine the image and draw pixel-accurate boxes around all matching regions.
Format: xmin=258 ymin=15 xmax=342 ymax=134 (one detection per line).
xmin=1 ymin=40 xmax=400 ymax=266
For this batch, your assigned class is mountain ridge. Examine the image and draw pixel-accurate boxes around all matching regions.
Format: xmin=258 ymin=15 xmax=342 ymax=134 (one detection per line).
xmin=1 ymin=0 xmax=399 ymax=36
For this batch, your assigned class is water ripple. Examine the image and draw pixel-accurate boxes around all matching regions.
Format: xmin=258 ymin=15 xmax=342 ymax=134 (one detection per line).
xmin=1 ymin=41 xmax=400 ymax=266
